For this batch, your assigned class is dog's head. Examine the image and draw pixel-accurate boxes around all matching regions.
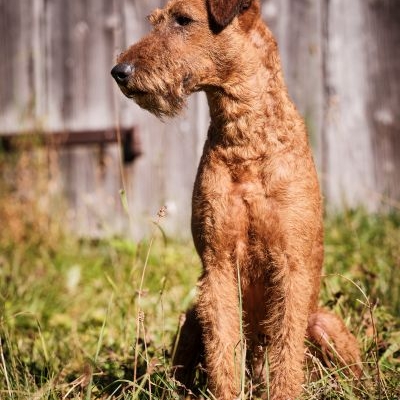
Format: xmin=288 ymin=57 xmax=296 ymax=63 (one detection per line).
xmin=111 ymin=0 xmax=264 ymax=117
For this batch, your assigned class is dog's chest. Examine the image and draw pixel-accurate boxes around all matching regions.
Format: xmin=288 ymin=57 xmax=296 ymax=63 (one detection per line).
xmin=192 ymin=156 xmax=282 ymax=261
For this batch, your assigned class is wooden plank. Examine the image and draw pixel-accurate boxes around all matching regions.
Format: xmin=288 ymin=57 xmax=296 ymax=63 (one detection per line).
xmin=321 ymin=0 xmax=376 ymax=209
xmin=264 ymin=0 xmax=324 ymax=168
xmin=41 ymin=0 xmax=141 ymax=236
xmin=0 ymin=0 xmax=35 ymax=131
xmin=364 ymin=0 xmax=400 ymax=207
xmin=0 ymin=128 xmax=141 ymax=164
xmin=50 ymin=0 xmax=127 ymax=236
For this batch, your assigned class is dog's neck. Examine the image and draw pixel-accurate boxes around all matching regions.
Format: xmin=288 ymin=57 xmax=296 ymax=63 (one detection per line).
xmin=205 ymin=24 xmax=303 ymax=156
xmin=207 ymin=65 xmax=305 ymax=158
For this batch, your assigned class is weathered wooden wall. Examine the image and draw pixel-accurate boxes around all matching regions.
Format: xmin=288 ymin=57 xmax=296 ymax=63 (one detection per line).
xmin=268 ymin=0 xmax=399 ymax=211
xmin=0 ymin=0 xmax=209 ymax=238
xmin=0 ymin=0 xmax=399 ymax=238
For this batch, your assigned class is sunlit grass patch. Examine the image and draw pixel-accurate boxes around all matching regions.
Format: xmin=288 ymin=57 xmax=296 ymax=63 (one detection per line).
xmin=0 ymin=157 xmax=399 ymax=399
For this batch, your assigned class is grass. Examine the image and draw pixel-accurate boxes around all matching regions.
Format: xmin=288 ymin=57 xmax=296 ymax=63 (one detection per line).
xmin=0 ymin=151 xmax=399 ymax=399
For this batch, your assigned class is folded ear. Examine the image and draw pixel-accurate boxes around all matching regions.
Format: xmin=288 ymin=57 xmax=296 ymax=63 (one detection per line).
xmin=207 ymin=0 xmax=252 ymax=30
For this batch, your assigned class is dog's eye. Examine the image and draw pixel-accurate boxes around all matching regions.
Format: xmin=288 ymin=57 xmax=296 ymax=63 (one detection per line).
xmin=174 ymin=15 xmax=193 ymax=27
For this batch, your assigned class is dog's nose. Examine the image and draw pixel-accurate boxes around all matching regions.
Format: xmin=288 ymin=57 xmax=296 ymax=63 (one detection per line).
xmin=111 ymin=63 xmax=133 ymax=85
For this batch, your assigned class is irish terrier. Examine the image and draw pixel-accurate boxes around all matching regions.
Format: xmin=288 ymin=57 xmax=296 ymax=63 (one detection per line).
xmin=111 ymin=0 xmax=362 ymax=398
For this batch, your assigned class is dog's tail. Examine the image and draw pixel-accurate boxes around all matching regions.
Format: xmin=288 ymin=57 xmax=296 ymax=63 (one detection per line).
xmin=307 ymin=308 xmax=363 ymax=379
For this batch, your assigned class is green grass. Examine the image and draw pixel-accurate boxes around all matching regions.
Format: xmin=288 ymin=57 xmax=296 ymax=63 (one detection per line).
xmin=0 ymin=164 xmax=399 ymax=398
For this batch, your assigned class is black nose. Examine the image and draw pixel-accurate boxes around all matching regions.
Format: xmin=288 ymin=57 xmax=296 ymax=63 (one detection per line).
xmin=111 ymin=63 xmax=133 ymax=85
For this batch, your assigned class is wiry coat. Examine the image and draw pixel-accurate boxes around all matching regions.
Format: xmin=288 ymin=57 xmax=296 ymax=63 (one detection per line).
xmin=111 ymin=0 xmax=362 ymax=398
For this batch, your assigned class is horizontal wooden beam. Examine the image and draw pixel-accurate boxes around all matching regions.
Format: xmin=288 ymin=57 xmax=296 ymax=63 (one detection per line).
xmin=0 ymin=127 xmax=142 ymax=163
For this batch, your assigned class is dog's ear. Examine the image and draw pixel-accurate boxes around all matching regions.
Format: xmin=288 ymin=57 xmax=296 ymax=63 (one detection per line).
xmin=207 ymin=0 xmax=252 ymax=31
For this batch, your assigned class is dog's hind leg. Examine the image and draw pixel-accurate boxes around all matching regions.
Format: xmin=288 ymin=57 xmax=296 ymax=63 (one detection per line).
xmin=172 ymin=306 xmax=204 ymax=393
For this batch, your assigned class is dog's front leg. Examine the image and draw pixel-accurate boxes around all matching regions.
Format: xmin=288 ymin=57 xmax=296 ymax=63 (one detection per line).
xmin=260 ymin=251 xmax=313 ymax=400
xmin=196 ymin=264 xmax=243 ymax=400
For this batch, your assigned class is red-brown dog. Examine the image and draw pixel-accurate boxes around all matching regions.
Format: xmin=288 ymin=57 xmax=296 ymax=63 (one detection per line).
xmin=111 ymin=1 xmax=362 ymax=398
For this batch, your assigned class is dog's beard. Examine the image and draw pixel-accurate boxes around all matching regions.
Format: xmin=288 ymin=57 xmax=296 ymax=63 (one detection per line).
xmin=119 ymin=71 xmax=189 ymax=118
xmin=116 ymin=63 xmax=194 ymax=118
xmin=130 ymin=90 xmax=187 ymax=118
